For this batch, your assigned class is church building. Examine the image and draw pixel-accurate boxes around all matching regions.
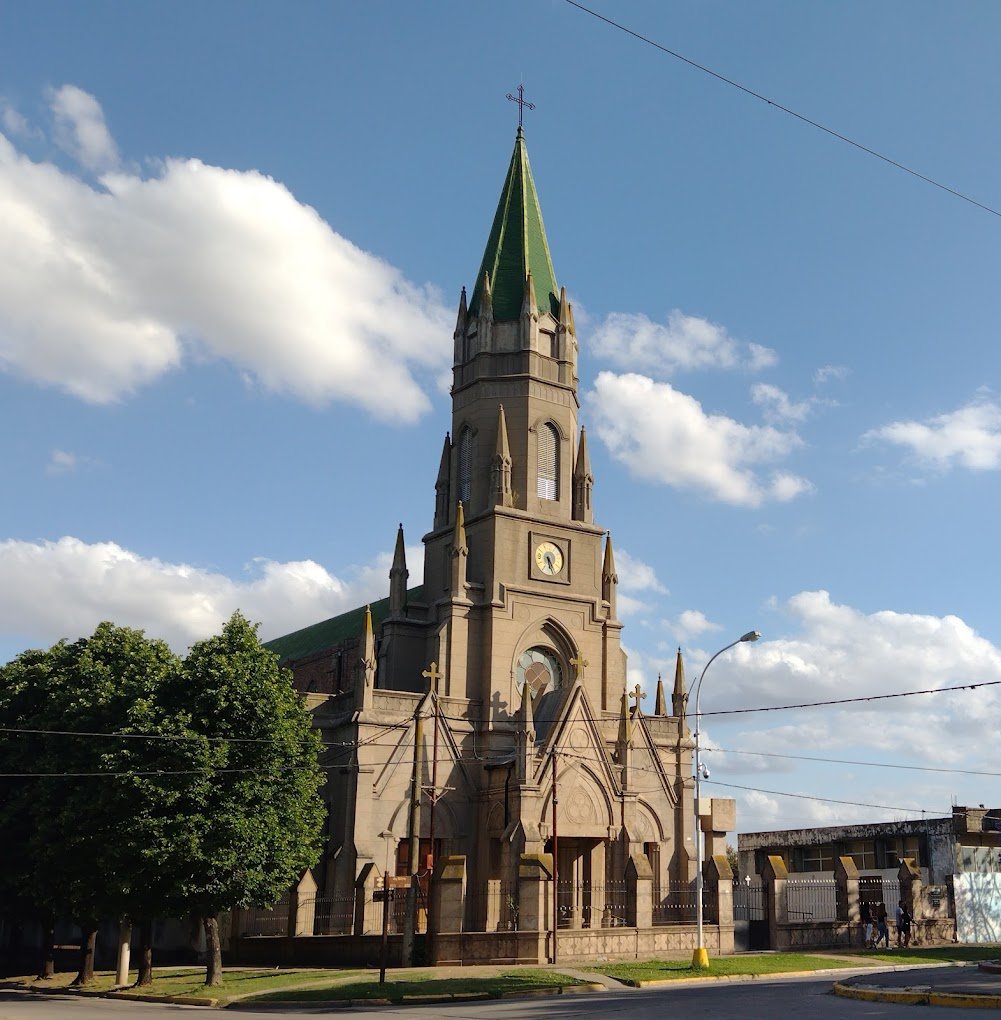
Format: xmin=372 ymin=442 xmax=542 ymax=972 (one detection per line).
xmin=265 ymin=125 xmax=735 ymax=960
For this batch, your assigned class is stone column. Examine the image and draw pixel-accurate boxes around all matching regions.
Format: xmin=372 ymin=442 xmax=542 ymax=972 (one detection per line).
xmin=625 ymin=853 xmax=653 ymax=928
xmin=287 ymin=869 xmax=317 ymax=937
xmin=705 ymin=854 xmax=734 ymax=927
xmin=518 ymin=853 xmax=553 ymax=932
xmin=761 ymin=854 xmax=789 ymax=951
xmin=898 ymin=858 xmax=922 ymax=944
xmin=354 ymin=863 xmax=382 ymax=937
xmin=433 ymin=855 xmax=467 ymax=934
xmin=835 ymin=854 xmax=860 ymax=924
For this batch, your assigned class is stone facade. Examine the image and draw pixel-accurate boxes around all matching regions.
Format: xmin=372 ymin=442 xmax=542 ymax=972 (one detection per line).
xmin=263 ymin=128 xmax=737 ymax=964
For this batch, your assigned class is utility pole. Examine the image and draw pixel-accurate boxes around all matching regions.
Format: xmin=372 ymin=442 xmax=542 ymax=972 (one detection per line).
xmin=551 ymin=751 xmax=559 ymax=965
xmin=402 ymin=700 xmax=425 ymax=966
xmin=422 ymin=661 xmax=444 ymax=955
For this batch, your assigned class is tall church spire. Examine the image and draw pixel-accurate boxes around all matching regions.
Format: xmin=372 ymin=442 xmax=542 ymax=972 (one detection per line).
xmin=572 ymin=426 xmax=594 ymax=523
xmin=434 ymin=433 xmax=451 ymax=529
xmin=450 ymin=501 xmax=468 ymax=596
xmin=672 ymin=648 xmax=687 ymax=719
xmin=602 ymin=533 xmax=619 ymax=619
xmin=468 ymin=130 xmax=559 ymax=322
xmin=389 ymin=524 xmax=408 ymax=616
xmin=654 ymin=673 xmax=667 ymax=716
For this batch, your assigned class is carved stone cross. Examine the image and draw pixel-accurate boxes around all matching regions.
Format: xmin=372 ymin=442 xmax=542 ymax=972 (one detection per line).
xmin=569 ymin=653 xmax=589 ymax=678
xmin=630 ymin=683 xmax=647 ymax=713
xmin=422 ymin=661 xmax=444 ymax=694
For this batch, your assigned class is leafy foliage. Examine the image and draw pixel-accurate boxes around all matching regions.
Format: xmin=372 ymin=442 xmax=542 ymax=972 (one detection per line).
xmin=0 ymin=613 xmax=325 ymax=981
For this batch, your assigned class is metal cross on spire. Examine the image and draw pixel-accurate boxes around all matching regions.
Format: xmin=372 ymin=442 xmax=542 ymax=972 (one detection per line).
xmin=506 ymin=83 xmax=535 ymax=129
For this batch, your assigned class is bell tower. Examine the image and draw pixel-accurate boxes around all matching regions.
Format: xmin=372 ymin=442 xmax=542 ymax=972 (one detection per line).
xmin=421 ymin=126 xmax=625 ymax=716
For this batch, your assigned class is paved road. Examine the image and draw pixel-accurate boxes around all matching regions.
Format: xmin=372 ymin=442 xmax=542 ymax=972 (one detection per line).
xmin=1 ymin=970 xmax=992 ymax=1019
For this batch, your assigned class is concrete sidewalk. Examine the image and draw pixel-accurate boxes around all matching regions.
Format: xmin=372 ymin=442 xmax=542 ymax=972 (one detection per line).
xmin=834 ymin=962 xmax=1001 ymax=1009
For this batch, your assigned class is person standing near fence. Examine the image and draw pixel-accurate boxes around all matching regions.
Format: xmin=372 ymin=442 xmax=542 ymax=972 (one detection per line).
xmin=897 ymin=903 xmax=912 ymax=948
xmin=874 ymin=902 xmax=891 ymax=948
xmin=860 ymin=900 xmax=873 ymax=948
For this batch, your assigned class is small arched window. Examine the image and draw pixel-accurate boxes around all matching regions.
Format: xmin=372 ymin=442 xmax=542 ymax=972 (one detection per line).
xmin=457 ymin=426 xmax=473 ymax=506
xmin=537 ymin=422 xmax=559 ymax=500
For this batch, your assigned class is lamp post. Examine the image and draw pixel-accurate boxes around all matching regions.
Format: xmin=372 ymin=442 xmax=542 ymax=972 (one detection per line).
xmin=692 ymin=630 xmax=759 ymax=970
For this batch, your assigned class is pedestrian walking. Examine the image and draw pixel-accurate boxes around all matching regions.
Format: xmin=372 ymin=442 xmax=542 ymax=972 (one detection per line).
xmin=898 ymin=903 xmax=912 ymax=948
xmin=874 ymin=902 xmax=891 ymax=948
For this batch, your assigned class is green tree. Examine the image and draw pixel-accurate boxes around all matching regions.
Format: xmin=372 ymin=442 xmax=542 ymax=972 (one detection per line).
xmin=150 ymin=613 xmax=325 ymax=986
xmin=0 ymin=626 xmax=181 ymax=985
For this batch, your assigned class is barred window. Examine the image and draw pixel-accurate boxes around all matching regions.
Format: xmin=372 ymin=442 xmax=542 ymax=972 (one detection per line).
xmin=458 ymin=426 xmax=472 ymax=506
xmin=537 ymin=422 xmax=559 ymax=500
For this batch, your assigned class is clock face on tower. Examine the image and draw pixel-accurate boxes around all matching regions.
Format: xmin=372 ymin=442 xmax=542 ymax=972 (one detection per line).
xmin=516 ymin=647 xmax=563 ymax=698
xmin=534 ymin=541 xmax=564 ymax=576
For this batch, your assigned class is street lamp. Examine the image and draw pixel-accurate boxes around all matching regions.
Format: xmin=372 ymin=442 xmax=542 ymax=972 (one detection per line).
xmin=692 ymin=630 xmax=759 ymax=970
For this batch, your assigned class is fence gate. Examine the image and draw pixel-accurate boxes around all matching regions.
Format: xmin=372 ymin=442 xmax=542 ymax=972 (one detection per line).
xmin=733 ymin=881 xmax=768 ymax=951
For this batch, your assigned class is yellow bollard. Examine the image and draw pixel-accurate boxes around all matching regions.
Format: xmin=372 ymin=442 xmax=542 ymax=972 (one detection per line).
xmin=691 ymin=946 xmax=710 ymax=969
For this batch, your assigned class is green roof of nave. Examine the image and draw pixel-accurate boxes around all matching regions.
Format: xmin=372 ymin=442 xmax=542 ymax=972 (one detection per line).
xmin=468 ymin=128 xmax=560 ymax=322
xmin=264 ymin=585 xmax=425 ymax=664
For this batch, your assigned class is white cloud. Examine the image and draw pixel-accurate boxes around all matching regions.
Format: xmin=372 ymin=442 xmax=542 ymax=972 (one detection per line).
xmin=667 ymin=609 xmax=723 ymax=643
xmin=46 ymin=449 xmax=79 ymax=475
xmin=588 ymin=310 xmax=776 ymax=377
xmin=0 ymin=536 xmax=423 ymax=655
xmin=48 ymin=84 xmax=120 ymax=173
xmin=587 ymin=371 xmax=813 ymax=507
xmin=0 ymin=100 xmax=31 ymax=138
xmin=0 ymin=86 xmax=452 ymax=421
xmin=616 ymin=548 xmax=668 ymax=594
xmin=751 ymin=383 xmax=814 ymax=424
xmin=865 ymin=398 xmax=1001 ymax=471
xmin=814 ymin=364 xmax=848 ymax=385
xmin=701 ymin=590 xmax=1001 ymax=802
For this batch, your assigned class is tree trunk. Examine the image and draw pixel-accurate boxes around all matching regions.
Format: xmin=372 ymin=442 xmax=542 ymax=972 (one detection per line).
xmin=134 ymin=918 xmax=154 ymax=986
xmin=70 ymin=924 xmax=97 ymax=986
xmin=36 ymin=916 xmax=55 ymax=980
xmin=203 ymin=915 xmax=223 ymax=987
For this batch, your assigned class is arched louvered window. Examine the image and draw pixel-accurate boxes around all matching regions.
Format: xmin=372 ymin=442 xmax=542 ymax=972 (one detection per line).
xmin=457 ymin=426 xmax=473 ymax=506
xmin=537 ymin=422 xmax=559 ymax=500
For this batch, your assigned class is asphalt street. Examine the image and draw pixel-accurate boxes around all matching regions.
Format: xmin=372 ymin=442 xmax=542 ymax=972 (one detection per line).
xmin=0 ymin=973 xmax=988 ymax=1020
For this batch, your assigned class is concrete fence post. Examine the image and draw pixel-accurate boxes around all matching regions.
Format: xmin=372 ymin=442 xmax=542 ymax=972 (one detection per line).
xmin=834 ymin=854 xmax=860 ymax=924
xmin=287 ymin=869 xmax=317 ymax=937
xmin=705 ymin=854 xmax=734 ymax=927
xmin=433 ymin=855 xmax=467 ymax=934
xmin=762 ymin=854 xmax=789 ymax=950
xmin=517 ymin=853 xmax=553 ymax=933
xmin=354 ymin=863 xmax=382 ymax=937
xmin=625 ymin=854 xmax=653 ymax=928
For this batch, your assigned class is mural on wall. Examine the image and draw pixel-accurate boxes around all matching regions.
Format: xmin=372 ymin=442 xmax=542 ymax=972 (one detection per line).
xmin=955 ymin=873 xmax=1001 ymax=943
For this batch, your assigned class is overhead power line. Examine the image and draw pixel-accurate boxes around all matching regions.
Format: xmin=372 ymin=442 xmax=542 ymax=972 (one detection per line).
xmin=563 ymin=0 xmax=1001 ymax=220
xmin=701 ymin=678 xmax=1001 ymax=717
xmin=705 ymin=778 xmax=949 ymax=817
xmin=708 ymin=746 xmax=1001 ymax=777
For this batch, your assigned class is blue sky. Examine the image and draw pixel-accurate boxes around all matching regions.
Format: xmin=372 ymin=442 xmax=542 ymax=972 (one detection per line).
xmin=2 ymin=0 xmax=1000 ymax=835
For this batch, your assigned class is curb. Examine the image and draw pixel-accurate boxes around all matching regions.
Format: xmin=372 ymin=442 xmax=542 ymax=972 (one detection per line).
xmin=11 ymin=983 xmax=217 ymax=1007
xmin=623 ymin=961 xmax=955 ymax=989
xmin=833 ymin=981 xmax=1001 ymax=1010
xmin=240 ymin=982 xmax=606 ymax=1009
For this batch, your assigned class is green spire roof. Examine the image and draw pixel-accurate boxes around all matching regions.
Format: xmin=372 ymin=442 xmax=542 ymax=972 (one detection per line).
xmin=469 ymin=128 xmax=559 ymax=322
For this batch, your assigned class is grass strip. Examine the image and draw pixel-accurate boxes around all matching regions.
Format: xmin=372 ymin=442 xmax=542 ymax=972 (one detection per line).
xmin=245 ymin=969 xmax=583 ymax=1003
xmin=864 ymin=945 xmax=1001 ymax=965
xmin=18 ymin=967 xmax=361 ymax=1005
xmin=594 ymin=953 xmax=864 ymax=984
